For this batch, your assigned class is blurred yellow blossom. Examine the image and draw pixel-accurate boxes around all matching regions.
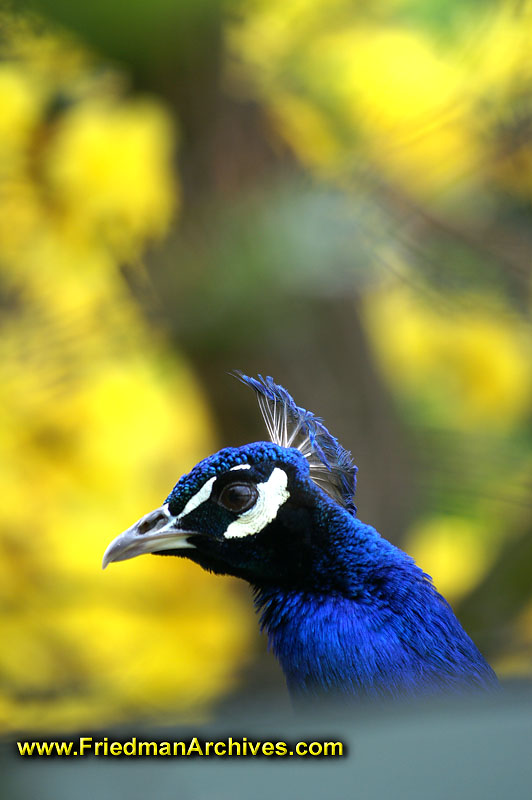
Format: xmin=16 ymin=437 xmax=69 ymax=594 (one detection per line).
xmin=46 ymin=100 xmax=176 ymax=253
xmin=0 ymin=65 xmax=43 ymax=159
xmin=269 ymin=91 xmax=340 ymax=170
xmin=231 ymin=1 xmax=482 ymax=198
xmin=232 ymin=0 xmax=532 ymax=203
xmin=362 ymin=284 xmax=532 ymax=430
xmin=326 ymin=27 xmax=477 ymax=196
xmin=0 ymin=13 xmax=253 ymax=733
xmin=0 ymin=11 xmax=176 ymax=272
xmin=466 ymin=2 xmax=532 ymax=95
xmin=405 ymin=516 xmax=495 ymax=603
xmin=0 ymin=287 xmax=255 ymax=733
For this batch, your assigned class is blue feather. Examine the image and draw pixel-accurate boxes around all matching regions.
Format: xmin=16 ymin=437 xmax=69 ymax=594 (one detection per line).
xmin=234 ymin=372 xmax=358 ymax=513
xmin=254 ymin=505 xmax=498 ymax=697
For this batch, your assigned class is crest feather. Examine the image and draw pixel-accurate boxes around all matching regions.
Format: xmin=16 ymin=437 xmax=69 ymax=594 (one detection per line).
xmin=235 ymin=373 xmax=357 ymax=513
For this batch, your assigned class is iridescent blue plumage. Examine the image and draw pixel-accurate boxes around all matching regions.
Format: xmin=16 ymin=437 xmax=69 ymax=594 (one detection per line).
xmin=234 ymin=372 xmax=358 ymax=513
xmin=103 ymin=374 xmax=498 ymax=700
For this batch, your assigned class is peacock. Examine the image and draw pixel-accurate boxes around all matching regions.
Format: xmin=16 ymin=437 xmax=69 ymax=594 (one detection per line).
xmin=102 ymin=374 xmax=497 ymax=700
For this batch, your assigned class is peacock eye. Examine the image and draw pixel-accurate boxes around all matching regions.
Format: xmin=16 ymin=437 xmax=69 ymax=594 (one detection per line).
xmin=218 ymin=482 xmax=258 ymax=513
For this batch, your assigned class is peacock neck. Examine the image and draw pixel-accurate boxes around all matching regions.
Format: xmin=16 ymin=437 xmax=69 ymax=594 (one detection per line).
xmin=253 ymin=566 xmax=498 ymax=699
xmin=254 ymin=585 xmax=403 ymax=698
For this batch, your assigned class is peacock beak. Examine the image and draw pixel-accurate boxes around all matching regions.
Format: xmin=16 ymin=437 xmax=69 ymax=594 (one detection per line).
xmin=102 ymin=504 xmax=196 ymax=569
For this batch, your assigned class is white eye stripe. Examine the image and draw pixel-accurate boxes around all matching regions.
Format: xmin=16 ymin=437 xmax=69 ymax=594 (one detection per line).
xmin=177 ymin=467 xmax=249 ymax=519
xmin=224 ymin=467 xmax=290 ymax=539
xmin=177 ymin=476 xmax=216 ymax=520
xmin=176 ymin=466 xmax=290 ymax=538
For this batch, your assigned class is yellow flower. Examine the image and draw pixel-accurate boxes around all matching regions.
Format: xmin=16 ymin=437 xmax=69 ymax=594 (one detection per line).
xmin=331 ymin=27 xmax=477 ymax=196
xmin=0 ymin=13 xmax=254 ymax=733
xmin=232 ymin=3 xmax=483 ymax=199
xmin=0 ymin=337 xmax=255 ymax=732
xmin=0 ymin=65 xmax=43 ymax=166
xmin=45 ymin=100 xmax=176 ymax=254
xmin=406 ymin=516 xmax=495 ymax=602
xmin=363 ymin=284 xmax=532 ymax=430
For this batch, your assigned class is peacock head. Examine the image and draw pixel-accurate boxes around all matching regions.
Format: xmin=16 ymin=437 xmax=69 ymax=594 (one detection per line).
xmin=102 ymin=374 xmax=358 ymax=590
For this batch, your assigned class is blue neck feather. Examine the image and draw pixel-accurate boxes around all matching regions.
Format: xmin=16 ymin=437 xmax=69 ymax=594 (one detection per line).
xmin=254 ymin=516 xmax=497 ymax=698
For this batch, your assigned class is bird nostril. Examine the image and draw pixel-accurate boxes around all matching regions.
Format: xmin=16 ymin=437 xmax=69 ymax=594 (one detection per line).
xmin=136 ymin=518 xmax=153 ymax=535
xmin=136 ymin=509 xmax=168 ymax=536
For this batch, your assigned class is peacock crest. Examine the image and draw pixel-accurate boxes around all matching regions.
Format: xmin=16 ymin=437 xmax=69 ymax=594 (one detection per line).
xmin=235 ymin=373 xmax=357 ymax=514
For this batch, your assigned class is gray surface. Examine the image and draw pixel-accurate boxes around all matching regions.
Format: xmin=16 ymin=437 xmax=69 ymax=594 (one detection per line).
xmin=3 ymin=689 xmax=531 ymax=799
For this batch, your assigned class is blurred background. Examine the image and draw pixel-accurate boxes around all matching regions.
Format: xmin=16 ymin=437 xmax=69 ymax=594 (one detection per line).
xmin=1 ymin=0 xmax=532 ymax=734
